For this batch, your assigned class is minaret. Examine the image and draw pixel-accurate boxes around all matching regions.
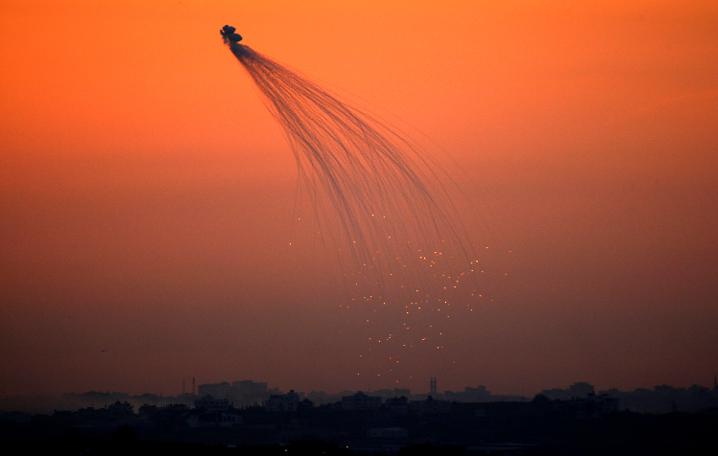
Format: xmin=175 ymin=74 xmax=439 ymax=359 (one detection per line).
xmin=192 ymin=376 xmax=197 ymax=395
xmin=429 ymin=377 xmax=437 ymax=396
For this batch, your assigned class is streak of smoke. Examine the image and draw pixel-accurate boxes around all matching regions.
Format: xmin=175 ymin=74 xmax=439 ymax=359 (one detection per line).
xmin=221 ymin=28 xmax=473 ymax=285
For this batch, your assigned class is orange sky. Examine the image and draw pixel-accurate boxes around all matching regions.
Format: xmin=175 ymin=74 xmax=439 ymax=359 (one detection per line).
xmin=1 ymin=0 xmax=717 ymax=396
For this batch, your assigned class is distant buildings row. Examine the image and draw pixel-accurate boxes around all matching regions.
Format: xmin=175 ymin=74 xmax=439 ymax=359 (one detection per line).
xmin=4 ymin=389 xmax=717 ymax=454
xmin=4 ymin=378 xmax=716 ymax=415
xmin=197 ymin=379 xmax=278 ymax=407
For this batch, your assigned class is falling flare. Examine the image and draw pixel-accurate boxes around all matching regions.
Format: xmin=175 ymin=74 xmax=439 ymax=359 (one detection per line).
xmin=220 ymin=25 xmax=471 ymax=277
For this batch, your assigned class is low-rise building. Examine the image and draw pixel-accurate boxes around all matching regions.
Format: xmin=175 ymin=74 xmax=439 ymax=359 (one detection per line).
xmin=341 ymin=392 xmax=382 ymax=411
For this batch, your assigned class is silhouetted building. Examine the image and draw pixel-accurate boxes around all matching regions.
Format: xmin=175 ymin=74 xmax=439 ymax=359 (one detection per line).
xmin=306 ymin=390 xmax=343 ymax=405
xmin=197 ymin=382 xmax=232 ymax=399
xmin=197 ymin=379 xmax=273 ymax=407
xmin=410 ymin=395 xmax=450 ymax=414
xmin=265 ymin=390 xmax=300 ymax=412
xmin=444 ymin=385 xmax=492 ymax=402
xmin=542 ymin=382 xmax=595 ymax=400
xmin=341 ymin=392 xmax=382 ymax=411
xmin=603 ymin=383 xmax=718 ymax=413
xmin=107 ymin=401 xmax=134 ymax=418
xmin=232 ymin=380 xmax=267 ymax=395
xmin=194 ymin=395 xmax=231 ymax=412
xmin=187 ymin=410 xmax=242 ymax=428
xmin=370 ymin=388 xmax=411 ymax=399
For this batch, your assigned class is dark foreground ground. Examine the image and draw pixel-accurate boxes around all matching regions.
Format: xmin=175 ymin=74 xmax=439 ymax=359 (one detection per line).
xmin=2 ymin=399 xmax=717 ymax=455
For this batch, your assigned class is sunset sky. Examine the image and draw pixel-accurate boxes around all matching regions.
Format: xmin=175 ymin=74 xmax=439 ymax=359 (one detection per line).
xmin=1 ymin=0 xmax=717 ymax=397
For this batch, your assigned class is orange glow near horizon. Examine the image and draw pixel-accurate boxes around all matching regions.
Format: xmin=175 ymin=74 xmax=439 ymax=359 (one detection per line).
xmin=1 ymin=1 xmax=717 ymax=397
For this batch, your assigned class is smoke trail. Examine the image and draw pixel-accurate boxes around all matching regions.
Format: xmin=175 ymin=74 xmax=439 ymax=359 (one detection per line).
xmin=220 ymin=26 xmax=472 ymax=283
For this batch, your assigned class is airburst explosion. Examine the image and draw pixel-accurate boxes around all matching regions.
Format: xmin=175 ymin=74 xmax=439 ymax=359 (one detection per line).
xmin=221 ymin=25 xmax=485 ymax=382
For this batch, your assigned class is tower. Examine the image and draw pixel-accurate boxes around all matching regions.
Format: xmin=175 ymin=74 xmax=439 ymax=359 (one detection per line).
xmin=429 ymin=376 xmax=437 ymax=396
